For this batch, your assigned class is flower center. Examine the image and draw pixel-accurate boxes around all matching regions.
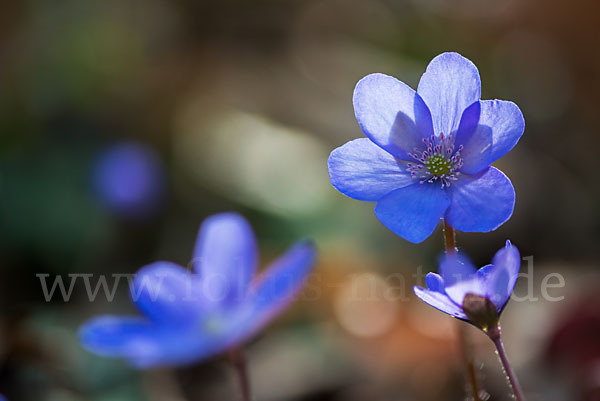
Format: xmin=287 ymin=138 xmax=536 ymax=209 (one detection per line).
xmin=425 ymin=155 xmax=451 ymax=176
xmin=406 ymin=133 xmax=464 ymax=188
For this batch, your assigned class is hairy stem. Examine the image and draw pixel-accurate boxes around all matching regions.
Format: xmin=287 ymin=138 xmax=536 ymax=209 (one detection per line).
xmin=488 ymin=327 xmax=526 ymax=401
xmin=228 ymin=347 xmax=251 ymax=401
xmin=443 ymin=219 xmax=484 ymax=401
xmin=443 ymin=219 xmax=457 ymax=254
xmin=458 ymin=324 xmax=485 ymax=401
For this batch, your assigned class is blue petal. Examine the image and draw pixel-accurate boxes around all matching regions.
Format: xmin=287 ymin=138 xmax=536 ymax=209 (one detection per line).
xmin=79 ymin=315 xmax=229 ymax=368
xmin=438 ymin=253 xmax=484 ymax=305
xmin=413 ymin=286 xmax=467 ymax=319
xmin=444 ymin=275 xmax=485 ymax=306
xmin=445 ymin=167 xmax=515 ymax=233
xmin=353 ymin=73 xmax=434 ymax=161
xmin=486 ymin=241 xmax=521 ymax=310
xmin=327 ymin=138 xmax=414 ymax=201
xmin=193 ymin=213 xmax=258 ymax=302
xmin=439 ymin=252 xmax=476 ymax=285
xmin=425 ymin=272 xmax=445 ymax=292
xmin=374 ymin=183 xmax=450 ymax=243
xmin=132 ymin=262 xmax=208 ymax=326
xmin=475 ymin=264 xmax=505 ymax=307
xmin=476 ymin=264 xmax=496 ymax=280
xmin=417 ymin=52 xmax=481 ymax=137
xmin=244 ymin=241 xmax=316 ymax=335
xmin=454 ymin=100 xmax=481 ymax=148
xmin=80 ymin=316 xmax=167 ymax=363
xmin=456 ymin=100 xmax=525 ymax=175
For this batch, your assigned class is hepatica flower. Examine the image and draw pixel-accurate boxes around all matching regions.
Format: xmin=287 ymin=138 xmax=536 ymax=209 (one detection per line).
xmin=414 ymin=241 xmax=520 ymax=331
xmin=328 ymin=52 xmax=525 ymax=243
xmin=80 ymin=213 xmax=316 ymax=368
xmin=93 ymin=141 xmax=165 ymax=219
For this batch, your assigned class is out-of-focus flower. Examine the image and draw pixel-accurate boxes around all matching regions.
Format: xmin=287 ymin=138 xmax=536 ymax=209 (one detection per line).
xmin=92 ymin=141 xmax=165 ymax=219
xmin=546 ymin=291 xmax=600 ymax=401
xmin=328 ymin=52 xmax=524 ymax=243
xmin=413 ymin=241 xmax=520 ymax=331
xmin=79 ymin=213 xmax=316 ymax=368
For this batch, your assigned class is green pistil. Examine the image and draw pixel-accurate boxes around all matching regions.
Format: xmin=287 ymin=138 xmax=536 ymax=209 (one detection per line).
xmin=425 ymin=155 xmax=451 ymax=176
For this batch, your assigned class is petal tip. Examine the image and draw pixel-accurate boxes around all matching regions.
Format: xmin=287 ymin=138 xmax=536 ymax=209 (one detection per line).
xmin=425 ymin=272 xmax=444 ymax=292
xmin=353 ymin=73 xmax=394 ymax=100
xmin=412 ymin=285 xmax=428 ymax=298
xmin=425 ymin=51 xmax=480 ymax=73
xmin=203 ymin=211 xmax=249 ymax=227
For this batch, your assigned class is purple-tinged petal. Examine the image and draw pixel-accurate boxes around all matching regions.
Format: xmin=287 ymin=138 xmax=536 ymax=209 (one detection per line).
xmin=457 ymin=100 xmax=525 ymax=175
xmin=193 ymin=213 xmax=258 ymax=302
xmin=244 ymin=241 xmax=316 ymax=334
xmin=454 ymin=100 xmax=481 ymax=148
xmin=327 ymin=138 xmax=413 ymax=201
xmin=79 ymin=316 xmax=166 ymax=363
xmin=353 ymin=73 xmax=434 ymax=161
xmin=374 ymin=183 xmax=450 ymax=243
xmin=492 ymin=241 xmax=520 ymax=289
xmin=439 ymin=252 xmax=476 ymax=285
xmin=417 ymin=52 xmax=481 ymax=137
xmin=445 ymin=167 xmax=515 ymax=233
xmin=474 ymin=263 xmax=507 ymax=307
xmin=132 ymin=262 xmax=207 ymax=326
xmin=439 ymin=253 xmax=484 ymax=305
xmin=487 ymin=241 xmax=521 ymax=310
xmin=476 ymin=264 xmax=496 ymax=280
xmin=425 ymin=272 xmax=445 ymax=293
xmin=413 ymin=286 xmax=467 ymax=319
xmin=445 ymin=275 xmax=485 ymax=306
xmin=79 ymin=315 xmax=232 ymax=368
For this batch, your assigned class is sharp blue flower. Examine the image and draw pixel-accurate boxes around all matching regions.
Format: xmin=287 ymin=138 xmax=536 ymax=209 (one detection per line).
xmin=413 ymin=240 xmax=520 ymax=331
xmin=327 ymin=52 xmax=525 ymax=243
xmin=79 ymin=212 xmax=316 ymax=368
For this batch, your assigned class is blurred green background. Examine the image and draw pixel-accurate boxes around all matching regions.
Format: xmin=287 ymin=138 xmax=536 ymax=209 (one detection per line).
xmin=1 ymin=0 xmax=599 ymax=400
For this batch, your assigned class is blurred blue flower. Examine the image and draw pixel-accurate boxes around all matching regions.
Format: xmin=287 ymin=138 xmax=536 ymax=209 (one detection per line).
xmin=79 ymin=213 xmax=316 ymax=368
xmin=93 ymin=141 xmax=165 ymax=219
xmin=413 ymin=241 xmax=520 ymax=330
xmin=328 ymin=52 xmax=524 ymax=243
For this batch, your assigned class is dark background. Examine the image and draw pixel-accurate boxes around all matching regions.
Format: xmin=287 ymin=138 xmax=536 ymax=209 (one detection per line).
xmin=1 ymin=0 xmax=599 ymax=400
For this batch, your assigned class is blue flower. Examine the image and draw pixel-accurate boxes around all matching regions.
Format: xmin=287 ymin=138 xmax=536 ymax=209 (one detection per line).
xmin=413 ymin=241 xmax=520 ymax=330
xmin=93 ymin=141 xmax=165 ymax=219
xmin=79 ymin=213 xmax=316 ymax=368
xmin=327 ymin=52 xmax=524 ymax=243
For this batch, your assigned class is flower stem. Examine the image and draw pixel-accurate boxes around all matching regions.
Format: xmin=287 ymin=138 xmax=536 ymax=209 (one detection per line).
xmin=228 ymin=347 xmax=251 ymax=401
xmin=443 ymin=219 xmax=457 ymax=254
xmin=443 ymin=219 xmax=484 ymax=401
xmin=457 ymin=324 xmax=485 ymax=401
xmin=488 ymin=326 xmax=526 ymax=401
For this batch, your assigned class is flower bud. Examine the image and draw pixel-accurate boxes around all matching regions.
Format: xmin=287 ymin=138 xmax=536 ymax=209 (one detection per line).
xmin=462 ymin=293 xmax=499 ymax=333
